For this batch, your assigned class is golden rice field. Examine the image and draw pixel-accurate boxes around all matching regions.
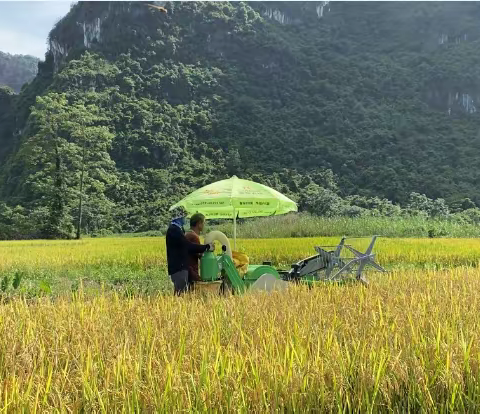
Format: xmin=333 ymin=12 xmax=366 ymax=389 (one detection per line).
xmin=0 ymin=237 xmax=479 ymax=411
xmin=1 ymin=236 xmax=480 ymax=271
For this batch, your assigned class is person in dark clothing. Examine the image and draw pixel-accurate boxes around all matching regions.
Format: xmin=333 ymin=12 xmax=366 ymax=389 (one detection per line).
xmin=185 ymin=213 xmax=206 ymax=290
xmin=166 ymin=207 xmax=212 ymax=295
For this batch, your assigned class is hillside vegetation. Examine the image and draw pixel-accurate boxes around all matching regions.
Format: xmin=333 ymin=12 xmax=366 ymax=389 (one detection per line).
xmin=1 ymin=1 xmax=480 ymax=238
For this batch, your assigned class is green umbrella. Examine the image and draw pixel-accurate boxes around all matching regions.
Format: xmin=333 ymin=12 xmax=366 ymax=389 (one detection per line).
xmin=169 ymin=175 xmax=297 ymax=248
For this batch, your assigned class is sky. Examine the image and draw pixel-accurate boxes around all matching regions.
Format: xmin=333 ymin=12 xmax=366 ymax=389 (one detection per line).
xmin=0 ymin=1 xmax=73 ymax=59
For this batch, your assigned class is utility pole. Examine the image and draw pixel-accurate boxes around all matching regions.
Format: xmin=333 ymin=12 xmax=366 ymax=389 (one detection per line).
xmin=76 ymin=124 xmax=86 ymax=240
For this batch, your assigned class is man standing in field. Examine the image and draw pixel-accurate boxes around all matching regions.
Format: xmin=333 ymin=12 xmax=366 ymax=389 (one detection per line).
xmin=166 ymin=207 xmax=212 ymax=295
xmin=185 ymin=213 xmax=206 ymax=290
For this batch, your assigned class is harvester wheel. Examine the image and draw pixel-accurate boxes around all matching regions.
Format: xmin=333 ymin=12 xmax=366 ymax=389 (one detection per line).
xmin=219 ymin=280 xmax=234 ymax=296
xmin=357 ymin=275 xmax=369 ymax=287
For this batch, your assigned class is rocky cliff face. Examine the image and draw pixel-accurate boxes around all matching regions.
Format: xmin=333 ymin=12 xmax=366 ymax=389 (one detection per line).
xmin=0 ymin=52 xmax=39 ymax=93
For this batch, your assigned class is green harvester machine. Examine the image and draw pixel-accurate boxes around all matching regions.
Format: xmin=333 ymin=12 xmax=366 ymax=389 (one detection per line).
xmin=169 ymin=175 xmax=387 ymax=294
xmin=197 ymin=231 xmax=387 ymax=295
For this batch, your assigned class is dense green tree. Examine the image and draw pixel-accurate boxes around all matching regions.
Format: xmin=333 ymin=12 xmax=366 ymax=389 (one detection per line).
xmin=405 ymin=192 xmax=450 ymax=218
xmin=13 ymin=93 xmax=116 ymax=238
xmin=0 ymin=86 xmax=14 ymax=114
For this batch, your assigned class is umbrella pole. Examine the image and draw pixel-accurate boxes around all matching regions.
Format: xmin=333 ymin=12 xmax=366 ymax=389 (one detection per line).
xmin=233 ymin=208 xmax=237 ymax=250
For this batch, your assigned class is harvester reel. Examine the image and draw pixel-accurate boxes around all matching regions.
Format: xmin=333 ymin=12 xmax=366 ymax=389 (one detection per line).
xmin=285 ymin=236 xmax=386 ymax=286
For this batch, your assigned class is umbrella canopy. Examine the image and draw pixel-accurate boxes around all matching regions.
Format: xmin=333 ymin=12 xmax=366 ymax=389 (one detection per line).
xmin=169 ymin=175 xmax=297 ymax=247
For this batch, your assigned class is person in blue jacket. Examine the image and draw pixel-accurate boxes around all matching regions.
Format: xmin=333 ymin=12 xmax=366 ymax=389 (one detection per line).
xmin=166 ymin=207 xmax=213 ymax=295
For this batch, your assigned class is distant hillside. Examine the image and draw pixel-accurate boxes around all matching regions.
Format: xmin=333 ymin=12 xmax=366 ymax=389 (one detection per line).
xmin=0 ymin=52 xmax=39 ymax=93
xmin=1 ymin=1 xmax=480 ymax=239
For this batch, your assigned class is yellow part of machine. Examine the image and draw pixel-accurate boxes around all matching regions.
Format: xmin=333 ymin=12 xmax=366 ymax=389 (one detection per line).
xmin=232 ymin=251 xmax=249 ymax=277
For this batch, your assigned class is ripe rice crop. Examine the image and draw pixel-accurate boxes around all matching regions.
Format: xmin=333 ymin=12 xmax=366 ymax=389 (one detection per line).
xmin=0 ymin=237 xmax=479 ymax=411
xmin=0 ymin=267 xmax=479 ymax=411
xmin=1 ymin=237 xmax=480 ymax=272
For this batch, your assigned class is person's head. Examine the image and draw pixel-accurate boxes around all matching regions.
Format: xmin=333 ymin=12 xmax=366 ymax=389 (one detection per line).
xmin=190 ymin=213 xmax=205 ymax=233
xmin=170 ymin=206 xmax=188 ymax=227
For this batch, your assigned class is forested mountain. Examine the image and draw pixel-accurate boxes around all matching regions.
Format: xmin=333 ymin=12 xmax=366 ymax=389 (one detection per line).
xmin=1 ymin=1 xmax=480 ymax=238
xmin=0 ymin=52 xmax=39 ymax=93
